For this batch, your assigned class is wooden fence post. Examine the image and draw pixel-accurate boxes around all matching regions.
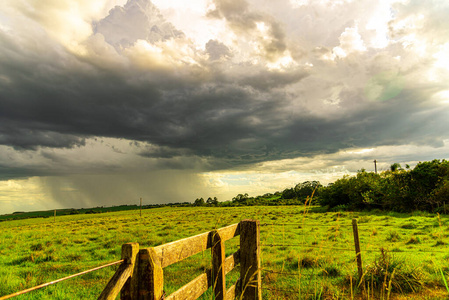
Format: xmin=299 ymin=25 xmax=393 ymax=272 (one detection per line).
xmin=121 ymin=243 xmax=140 ymax=300
xmin=98 ymin=243 xmax=139 ymax=300
xmin=211 ymin=230 xmax=226 ymax=300
xmin=138 ymin=248 xmax=163 ymax=300
xmin=239 ymin=220 xmax=261 ymax=300
xmin=352 ymin=219 xmax=363 ymax=280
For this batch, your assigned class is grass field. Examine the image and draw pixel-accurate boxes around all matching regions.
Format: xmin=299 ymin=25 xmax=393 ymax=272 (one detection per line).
xmin=1 ymin=206 xmax=449 ymax=299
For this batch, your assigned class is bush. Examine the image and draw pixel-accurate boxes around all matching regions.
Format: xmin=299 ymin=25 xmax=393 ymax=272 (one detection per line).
xmin=364 ymin=248 xmax=425 ymax=293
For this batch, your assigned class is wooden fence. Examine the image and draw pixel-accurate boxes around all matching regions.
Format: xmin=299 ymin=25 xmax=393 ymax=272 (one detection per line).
xmin=99 ymin=219 xmax=261 ymax=300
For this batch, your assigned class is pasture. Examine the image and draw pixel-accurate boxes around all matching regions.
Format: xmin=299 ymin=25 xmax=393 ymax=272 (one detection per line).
xmin=1 ymin=206 xmax=449 ymax=299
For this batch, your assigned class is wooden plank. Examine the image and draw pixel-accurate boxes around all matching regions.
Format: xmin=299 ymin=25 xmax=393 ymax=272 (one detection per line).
xmin=165 ymin=270 xmax=211 ymax=300
xmin=211 ymin=231 xmax=226 ymax=300
xmin=97 ymin=264 xmax=133 ymax=300
xmin=99 ymin=243 xmax=139 ymax=300
xmin=240 ymin=220 xmax=261 ymax=300
xmin=138 ymin=248 xmax=164 ymax=300
xmin=225 ymin=278 xmax=241 ymax=300
xmin=225 ymin=284 xmax=236 ymax=300
xmin=120 ymin=243 xmax=139 ymax=300
xmin=218 ymin=223 xmax=240 ymax=242
xmin=163 ymin=250 xmax=240 ymax=300
xmin=224 ymin=249 xmax=240 ymax=275
xmin=153 ymin=224 xmax=239 ymax=268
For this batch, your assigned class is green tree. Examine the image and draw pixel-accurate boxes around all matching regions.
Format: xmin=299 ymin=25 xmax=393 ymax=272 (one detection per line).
xmin=232 ymin=193 xmax=249 ymax=204
xmin=206 ymin=197 xmax=219 ymax=206
xmin=194 ymin=198 xmax=205 ymax=206
xmin=294 ymin=181 xmax=322 ymax=202
xmin=390 ymin=163 xmax=402 ymax=172
xmin=320 ymin=171 xmax=383 ymax=210
xmin=281 ymin=188 xmax=296 ymax=200
xmin=319 ymin=177 xmax=351 ymax=208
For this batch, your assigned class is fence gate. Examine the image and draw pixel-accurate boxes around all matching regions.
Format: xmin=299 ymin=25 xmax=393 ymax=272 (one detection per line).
xmin=99 ymin=219 xmax=261 ymax=300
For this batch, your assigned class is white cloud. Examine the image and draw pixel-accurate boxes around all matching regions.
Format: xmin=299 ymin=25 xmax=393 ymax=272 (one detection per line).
xmin=332 ymin=26 xmax=367 ymax=59
xmin=151 ymin=0 xmax=228 ymax=48
xmin=2 ymin=0 xmax=127 ymax=54
xmin=432 ymin=90 xmax=449 ymax=104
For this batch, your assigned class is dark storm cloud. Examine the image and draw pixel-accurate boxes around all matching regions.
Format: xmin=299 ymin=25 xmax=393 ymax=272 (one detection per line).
xmin=0 ymin=0 xmax=448 ymax=182
xmin=0 ymin=24 xmax=303 ymax=166
xmin=0 ymin=125 xmax=85 ymax=150
xmin=0 ymin=24 xmax=447 ymax=172
xmin=0 ymin=165 xmax=46 ymax=181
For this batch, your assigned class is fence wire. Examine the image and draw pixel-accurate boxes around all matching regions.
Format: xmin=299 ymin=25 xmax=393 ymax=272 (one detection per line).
xmin=261 ymin=243 xmax=448 ymax=253
xmin=258 ymin=218 xmax=449 ymax=298
xmin=0 ymin=260 xmax=124 ymax=300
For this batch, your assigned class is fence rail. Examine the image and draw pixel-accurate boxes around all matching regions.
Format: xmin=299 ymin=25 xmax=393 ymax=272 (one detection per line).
xmin=99 ymin=219 xmax=261 ymax=300
xmin=0 ymin=220 xmax=261 ymax=300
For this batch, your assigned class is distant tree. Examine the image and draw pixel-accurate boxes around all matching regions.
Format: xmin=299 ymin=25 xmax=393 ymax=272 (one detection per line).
xmin=294 ymin=181 xmax=322 ymax=201
xmin=194 ymin=198 xmax=205 ymax=206
xmin=206 ymin=197 xmax=219 ymax=206
xmin=232 ymin=193 xmax=249 ymax=204
xmin=319 ymin=176 xmax=352 ymax=208
xmin=390 ymin=163 xmax=402 ymax=172
xmin=281 ymin=188 xmax=296 ymax=199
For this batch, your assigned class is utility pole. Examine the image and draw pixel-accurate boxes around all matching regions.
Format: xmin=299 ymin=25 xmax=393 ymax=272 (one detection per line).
xmin=140 ymin=197 xmax=142 ymax=218
xmin=374 ymin=160 xmax=377 ymax=174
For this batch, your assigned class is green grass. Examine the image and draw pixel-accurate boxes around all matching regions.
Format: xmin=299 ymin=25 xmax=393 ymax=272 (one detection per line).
xmin=1 ymin=206 xmax=449 ymax=299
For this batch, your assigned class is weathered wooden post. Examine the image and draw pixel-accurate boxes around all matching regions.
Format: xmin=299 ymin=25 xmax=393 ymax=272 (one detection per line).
xmin=138 ymin=248 xmax=163 ymax=300
xmin=352 ymin=219 xmax=363 ymax=280
xmin=211 ymin=230 xmax=226 ymax=300
xmin=98 ymin=243 xmax=139 ymax=300
xmin=240 ymin=220 xmax=261 ymax=300
xmin=121 ymin=243 xmax=140 ymax=300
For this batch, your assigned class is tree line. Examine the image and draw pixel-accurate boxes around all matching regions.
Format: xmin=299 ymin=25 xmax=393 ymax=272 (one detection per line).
xmin=319 ymin=159 xmax=449 ymax=212
xmin=192 ymin=180 xmax=322 ymax=207
xmin=192 ymin=159 xmax=449 ymax=213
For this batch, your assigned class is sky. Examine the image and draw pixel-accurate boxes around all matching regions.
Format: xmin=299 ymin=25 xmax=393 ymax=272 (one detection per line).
xmin=0 ymin=0 xmax=449 ymax=214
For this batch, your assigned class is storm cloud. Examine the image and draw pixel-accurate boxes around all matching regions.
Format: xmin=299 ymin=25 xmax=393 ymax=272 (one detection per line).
xmin=0 ymin=0 xmax=448 ymax=212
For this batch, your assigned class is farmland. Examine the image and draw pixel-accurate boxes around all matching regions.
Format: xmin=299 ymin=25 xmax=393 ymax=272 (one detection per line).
xmin=1 ymin=206 xmax=449 ymax=299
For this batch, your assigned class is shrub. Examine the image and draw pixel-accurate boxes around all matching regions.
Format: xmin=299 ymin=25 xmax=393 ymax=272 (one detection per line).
xmin=364 ymin=248 xmax=425 ymax=293
xmin=386 ymin=231 xmax=401 ymax=242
